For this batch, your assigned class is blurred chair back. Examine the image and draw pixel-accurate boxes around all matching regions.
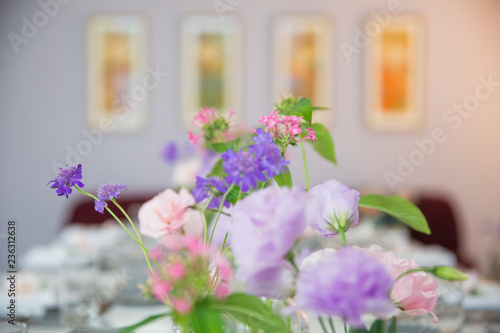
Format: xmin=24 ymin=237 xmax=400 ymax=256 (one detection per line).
xmin=411 ymin=195 xmax=470 ymax=267
xmin=64 ymin=193 xmax=158 ymax=226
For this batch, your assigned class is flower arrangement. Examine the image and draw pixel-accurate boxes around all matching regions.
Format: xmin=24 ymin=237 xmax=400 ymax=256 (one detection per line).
xmin=48 ymin=96 xmax=468 ymax=333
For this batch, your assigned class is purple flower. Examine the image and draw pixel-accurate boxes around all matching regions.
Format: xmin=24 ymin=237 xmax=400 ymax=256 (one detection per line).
xmin=221 ymin=150 xmax=267 ymax=192
xmin=161 ymin=141 xmax=179 ymax=165
xmin=192 ymin=176 xmax=230 ymax=209
xmin=249 ymin=128 xmax=289 ymax=178
xmin=94 ymin=182 xmax=127 ymax=213
xmin=309 ymin=179 xmax=360 ymax=237
xmin=295 ymin=247 xmax=395 ymax=327
xmin=230 ymin=187 xmax=318 ymax=298
xmin=48 ymin=164 xmax=84 ymax=198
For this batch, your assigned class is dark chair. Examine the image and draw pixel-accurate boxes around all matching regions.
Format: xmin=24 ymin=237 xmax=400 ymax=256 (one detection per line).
xmin=63 ymin=192 xmax=159 ymax=226
xmin=410 ymin=195 xmax=471 ymax=267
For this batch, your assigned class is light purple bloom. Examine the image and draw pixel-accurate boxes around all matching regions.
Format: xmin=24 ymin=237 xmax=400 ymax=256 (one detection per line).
xmin=248 ymin=128 xmax=289 ymax=178
xmin=161 ymin=141 xmax=179 ymax=165
xmin=94 ymin=182 xmax=127 ymax=213
xmin=309 ymin=179 xmax=360 ymax=237
xmin=48 ymin=164 xmax=84 ymax=198
xmin=192 ymin=176 xmax=230 ymax=209
xmin=295 ymin=247 xmax=395 ymax=327
xmin=230 ymin=187 xmax=318 ymax=298
xmin=221 ymin=149 xmax=266 ymax=192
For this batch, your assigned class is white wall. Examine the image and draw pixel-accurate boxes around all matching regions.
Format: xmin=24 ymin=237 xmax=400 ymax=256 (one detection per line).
xmin=1 ymin=0 xmax=500 ymax=272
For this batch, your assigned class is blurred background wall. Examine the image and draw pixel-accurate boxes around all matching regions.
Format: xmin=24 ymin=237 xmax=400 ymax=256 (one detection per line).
xmin=1 ymin=0 xmax=500 ymax=273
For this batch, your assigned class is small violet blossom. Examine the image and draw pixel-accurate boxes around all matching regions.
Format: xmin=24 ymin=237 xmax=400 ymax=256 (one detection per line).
xmin=295 ymin=247 xmax=395 ymax=327
xmin=161 ymin=141 xmax=179 ymax=165
xmin=48 ymin=164 xmax=85 ymax=198
xmin=230 ymin=187 xmax=318 ymax=298
xmin=364 ymin=245 xmax=440 ymax=322
xmin=221 ymin=129 xmax=288 ymax=192
xmin=94 ymin=182 xmax=127 ymax=214
xmin=192 ymin=176 xmax=230 ymax=209
xmin=309 ymin=179 xmax=360 ymax=237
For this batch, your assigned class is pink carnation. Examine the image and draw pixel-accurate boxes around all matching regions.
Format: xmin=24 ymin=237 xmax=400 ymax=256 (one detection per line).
xmin=365 ymin=245 xmax=440 ymax=323
xmin=138 ymin=188 xmax=202 ymax=239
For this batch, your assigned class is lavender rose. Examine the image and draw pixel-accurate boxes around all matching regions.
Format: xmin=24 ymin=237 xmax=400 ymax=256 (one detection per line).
xmin=230 ymin=186 xmax=317 ymax=298
xmin=309 ymin=179 xmax=360 ymax=237
xmin=295 ymin=247 xmax=395 ymax=327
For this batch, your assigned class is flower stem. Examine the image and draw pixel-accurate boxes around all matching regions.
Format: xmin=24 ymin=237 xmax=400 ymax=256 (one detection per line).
xmin=111 ymin=199 xmax=153 ymax=275
xmin=344 ymin=321 xmax=348 ymax=333
xmin=318 ymin=317 xmax=328 ymax=333
xmin=73 ymin=186 xmax=165 ymax=277
xmin=300 ymin=141 xmax=309 ymax=191
xmin=328 ymin=317 xmax=336 ymax=333
xmin=340 ymin=228 xmax=347 ymax=247
xmin=208 ymin=184 xmax=234 ymax=245
xmin=202 ymin=193 xmax=215 ymax=244
xmin=221 ymin=232 xmax=229 ymax=252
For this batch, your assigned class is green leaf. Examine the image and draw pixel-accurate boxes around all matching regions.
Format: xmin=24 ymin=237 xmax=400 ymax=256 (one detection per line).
xmin=278 ymin=97 xmax=313 ymax=124
xmin=308 ymin=122 xmax=337 ymax=165
xmin=312 ymin=106 xmax=330 ymax=111
xmin=190 ymin=303 xmax=224 ymax=333
xmin=210 ymin=293 xmax=288 ymax=333
xmin=208 ymin=159 xmax=226 ymax=178
xmin=427 ymin=266 xmax=469 ymax=281
xmin=387 ymin=317 xmax=397 ymax=333
xmin=274 ymin=168 xmax=293 ymax=188
xmin=118 ymin=313 xmax=170 ymax=333
xmin=211 ymin=139 xmax=241 ymax=153
xmin=369 ymin=319 xmax=385 ymax=333
xmin=359 ymin=194 xmax=431 ymax=235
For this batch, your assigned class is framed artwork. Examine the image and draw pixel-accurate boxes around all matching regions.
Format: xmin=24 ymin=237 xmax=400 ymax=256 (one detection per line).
xmin=180 ymin=14 xmax=243 ymax=126
xmin=272 ymin=15 xmax=334 ymax=126
xmin=86 ymin=14 xmax=149 ymax=133
xmin=365 ymin=15 xmax=425 ymax=132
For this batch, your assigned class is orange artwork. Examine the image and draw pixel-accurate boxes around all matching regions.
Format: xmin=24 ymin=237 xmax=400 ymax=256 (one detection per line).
xmin=289 ymin=32 xmax=318 ymax=104
xmin=380 ymin=31 xmax=409 ymax=113
xmin=198 ymin=33 xmax=225 ymax=110
xmin=102 ymin=32 xmax=131 ymax=114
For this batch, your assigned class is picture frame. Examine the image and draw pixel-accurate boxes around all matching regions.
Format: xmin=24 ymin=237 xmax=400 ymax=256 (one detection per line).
xmin=180 ymin=14 xmax=243 ymax=127
xmin=365 ymin=14 xmax=425 ymax=132
xmin=271 ymin=14 xmax=334 ymax=126
xmin=86 ymin=13 xmax=149 ymax=133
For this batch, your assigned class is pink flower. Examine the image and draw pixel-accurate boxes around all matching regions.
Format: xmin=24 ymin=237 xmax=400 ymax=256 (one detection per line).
xmin=183 ymin=235 xmax=205 ymax=256
xmin=138 ymin=188 xmax=202 ymax=239
xmin=215 ymin=283 xmax=230 ymax=299
xmin=192 ymin=107 xmax=218 ymax=127
xmin=168 ymin=262 xmax=186 ymax=281
xmin=150 ymin=278 xmax=172 ymax=301
xmin=188 ymin=131 xmax=202 ymax=146
xmin=365 ymin=245 xmax=440 ymax=323
xmin=171 ymin=297 xmax=193 ymax=314
xmin=149 ymin=246 xmax=165 ymax=261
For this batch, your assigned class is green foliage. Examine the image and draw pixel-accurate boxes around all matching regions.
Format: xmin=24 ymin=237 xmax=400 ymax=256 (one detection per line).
xmin=274 ymin=168 xmax=293 ymax=188
xmin=117 ymin=313 xmax=170 ymax=333
xmin=210 ymin=293 xmax=289 ymax=333
xmin=208 ymin=159 xmax=226 ymax=178
xmin=211 ymin=138 xmax=241 ymax=153
xmin=276 ymin=97 xmax=313 ymax=124
xmin=359 ymin=194 xmax=431 ymax=235
xmin=426 ymin=266 xmax=469 ymax=281
xmin=308 ymin=122 xmax=337 ymax=165
xmin=350 ymin=317 xmax=396 ymax=333
xmin=190 ymin=301 xmax=225 ymax=333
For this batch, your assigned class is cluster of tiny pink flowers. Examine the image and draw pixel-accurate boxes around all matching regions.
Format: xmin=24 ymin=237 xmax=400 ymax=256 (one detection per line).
xmin=257 ymin=110 xmax=316 ymax=148
xmin=188 ymin=107 xmax=235 ymax=146
xmin=144 ymin=235 xmax=233 ymax=314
